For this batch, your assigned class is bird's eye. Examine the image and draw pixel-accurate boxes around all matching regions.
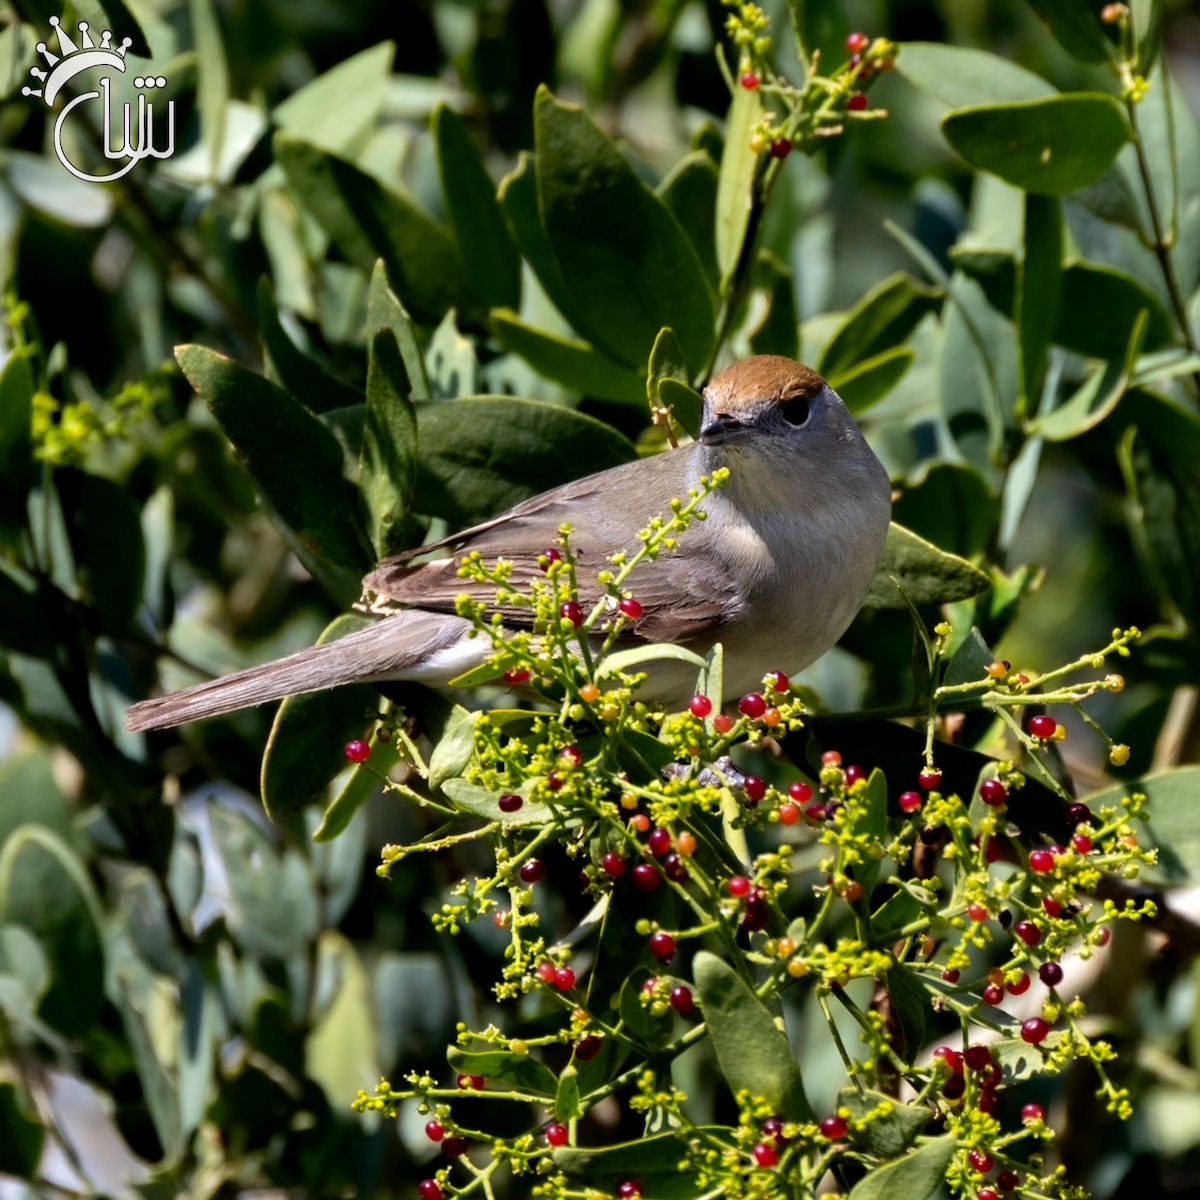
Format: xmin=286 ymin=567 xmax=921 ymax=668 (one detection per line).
xmin=781 ymin=395 xmax=811 ymax=426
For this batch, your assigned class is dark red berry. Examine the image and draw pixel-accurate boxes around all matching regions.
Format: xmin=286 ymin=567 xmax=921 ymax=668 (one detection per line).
xmin=1066 ymin=802 xmax=1093 ymax=826
xmin=964 ymin=1045 xmax=992 ymax=1072
xmin=982 ymin=836 xmax=1001 ymax=864
xmin=1021 ymin=1017 xmax=1050 ymax=1044
xmin=575 ymin=1034 xmax=603 ymax=1060
xmin=942 ymin=1075 xmax=966 ymax=1100
xmin=979 ymin=1063 xmax=1003 ymax=1089
xmin=1021 ymin=1103 xmax=1045 ymax=1123
xmin=559 ymin=600 xmax=584 ymax=628
xmin=425 ymin=1120 xmax=444 ymax=1141
xmin=766 ymin=670 xmax=789 ymax=692
xmin=1007 ymin=971 xmax=1031 ymax=996
xmin=804 ymin=802 xmax=827 ymax=821
xmin=619 ymin=596 xmax=643 ymax=619
xmin=789 ymin=781 xmax=813 ymax=803
xmin=845 ymin=31 xmax=870 ymax=53
xmin=503 ymin=667 xmax=531 ymax=684
xmin=968 ymin=1148 xmax=994 ymax=1172
xmin=555 ymin=966 xmax=576 ymax=990
xmin=978 ymin=1089 xmax=1005 ymax=1118
xmin=918 ymin=767 xmax=942 ymax=789
xmin=498 ymin=793 xmax=523 ymax=813
xmin=740 ymin=70 xmax=760 ymax=90
xmin=761 ymin=1116 xmax=786 ymax=1141
xmin=846 ymin=92 xmax=868 ymax=111
xmin=1014 ymin=921 xmax=1042 ymax=947
xmin=739 ymin=692 xmax=767 ymax=718
xmin=546 ymin=770 xmax=564 ymax=791
xmin=1043 ymin=896 xmax=1063 ymax=918
xmin=898 ymin=790 xmax=922 ymax=813
xmin=602 ymin=851 xmax=626 ymax=877
xmin=1039 ymin=961 xmax=1064 ymax=986
xmin=648 ymin=827 xmax=672 ymax=856
xmin=519 ymin=859 xmax=546 ymax=884
xmin=669 ymin=985 xmax=694 ymax=1015
xmin=689 ymin=694 xmax=713 ymax=718
xmin=442 ymin=1135 xmax=469 ymax=1156
xmin=649 ymin=931 xmax=676 ymax=961
xmin=768 ymin=137 xmax=792 ymax=160
xmin=979 ymin=779 xmax=1007 ymax=806
xmin=1028 ymin=714 xmax=1057 ymax=738
xmin=752 ymin=1141 xmax=779 ymax=1167
xmin=418 ymin=1182 xmax=443 ymax=1200
xmin=982 ymin=983 xmax=1004 ymax=1006
xmin=744 ymin=775 xmax=766 ymax=805
xmin=663 ymin=853 xmax=690 ymax=882
xmin=933 ymin=1046 xmax=963 ymax=1074
xmin=1029 ymin=849 xmax=1055 ymax=873
xmin=942 ymin=967 xmax=961 ymax=983
xmin=728 ymin=874 xmax=751 ymax=897
xmin=741 ymin=896 xmax=769 ymax=932
xmin=617 ymin=1181 xmax=643 ymax=1198
xmin=713 ymin=713 xmax=734 ymax=734
xmin=541 ymin=548 xmax=562 ymax=571
xmin=967 ymin=902 xmax=989 ymax=922
xmin=545 ymin=1122 xmax=569 ymax=1146
xmin=456 ymin=1073 xmax=485 ymax=1090
xmin=631 ymin=863 xmax=662 ymax=891
xmin=1096 ymin=926 xmax=1112 ymax=946
xmin=819 ymin=1114 xmax=848 ymax=1140
xmin=997 ymin=1170 xmax=1020 ymax=1192
xmin=844 ymin=764 xmax=865 ymax=785
xmin=1072 ymin=834 xmax=1093 ymax=854
xmin=344 ymin=739 xmax=371 ymax=763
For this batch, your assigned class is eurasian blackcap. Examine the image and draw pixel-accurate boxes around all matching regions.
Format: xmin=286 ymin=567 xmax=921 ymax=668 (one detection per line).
xmin=125 ymin=355 xmax=891 ymax=731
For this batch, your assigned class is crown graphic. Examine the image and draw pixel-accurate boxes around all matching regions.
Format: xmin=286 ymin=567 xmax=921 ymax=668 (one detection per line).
xmin=21 ymin=16 xmax=132 ymax=107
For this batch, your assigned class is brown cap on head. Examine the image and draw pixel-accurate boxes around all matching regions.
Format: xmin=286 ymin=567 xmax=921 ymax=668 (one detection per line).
xmin=703 ymin=356 xmax=826 ymax=415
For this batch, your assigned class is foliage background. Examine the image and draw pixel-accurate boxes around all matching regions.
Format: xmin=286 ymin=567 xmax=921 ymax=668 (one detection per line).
xmin=2 ymin=0 xmax=1200 ymax=1196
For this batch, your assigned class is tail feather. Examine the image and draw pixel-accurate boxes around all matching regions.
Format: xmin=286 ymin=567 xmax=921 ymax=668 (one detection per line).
xmin=125 ymin=613 xmax=466 ymax=732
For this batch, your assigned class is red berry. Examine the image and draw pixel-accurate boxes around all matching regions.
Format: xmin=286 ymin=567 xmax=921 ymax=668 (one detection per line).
xmin=741 ymin=893 xmax=769 ymax=932
xmin=498 ymin=793 xmax=523 ymax=813
xmin=845 ymin=31 xmax=870 ymax=53
xmin=559 ymin=600 xmax=584 ymax=627
xmin=846 ymin=92 xmax=868 ymax=111
xmin=766 ymin=670 xmax=789 ymax=692
xmin=728 ymin=875 xmax=751 ymax=897
xmin=739 ymin=692 xmax=767 ymax=718
xmin=1043 ymin=896 xmax=1063 ymax=918
xmin=933 ymin=1046 xmax=963 ymax=1074
xmin=619 ymin=596 xmax=643 ymax=619
xmin=822 ymin=750 xmax=842 ymax=766
xmin=752 ymin=1141 xmax=779 ymax=1167
xmin=546 ymin=770 xmax=564 ymax=791
xmin=540 ymin=548 xmax=562 ymax=571
xmin=536 ymin=961 xmax=557 ymax=983
xmin=1096 ymin=926 xmax=1112 ymax=946
xmin=519 ymin=859 xmax=546 ymax=884
xmin=740 ymin=70 xmax=760 ymax=90
xmin=418 ymin=1182 xmax=442 ymax=1200
xmin=663 ymin=852 xmax=689 ymax=882
xmin=1040 ymin=961 xmax=1064 ymax=986
xmin=942 ymin=967 xmax=961 ymax=983
xmin=979 ymin=779 xmax=1007 ymax=806
xmin=1014 ymin=920 xmax=1042 ymax=947
xmin=1006 ymin=971 xmax=1031 ymax=996
xmin=982 ymin=983 xmax=1004 ymax=1006
xmin=979 ymin=1063 xmax=1003 ymax=1089
xmin=713 ymin=713 xmax=734 ymax=734
xmin=997 ymin=1170 xmax=1020 ymax=1192
xmin=617 ymin=1183 xmax=643 ymax=1199
xmin=968 ymin=1148 xmax=995 ymax=1172
xmin=456 ymin=1073 xmax=485 ymax=1090
xmin=819 ymin=1115 xmax=848 ymax=1140
xmin=964 ymin=1045 xmax=992 ymax=1071
xmin=978 ymin=1190 xmax=1000 ymax=1200
xmin=978 ymin=1089 xmax=1005 ymax=1118
xmin=1028 ymin=714 xmax=1057 ymax=738
xmin=689 ymin=694 xmax=713 ymax=718
xmin=769 ymin=137 xmax=792 ymax=160
xmin=898 ymin=790 xmax=922 ymax=813
xmin=981 ymin=836 xmax=1001 ymax=864
xmin=503 ymin=667 xmax=531 ymax=684
xmin=761 ymin=1116 xmax=786 ymax=1141
xmin=670 ymin=985 xmax=694 ymax=1015
xmin=631 ymin=863 xmax=662 ymax=891
xmin=649 ymin=931 xmax=676 ymax=961
xmin=804 ymin=802 xmax=827 ymax=821
xmin=558 ymin=744 xmax=582 ymax=768
xmin=778 ymin=802 xmax=800 ymax=825
xmin=555 ymin=966 xmax=576 ymax=990
xmin=648 ymin=827 xmax=672 ymax=856
xmin=442 ymin=1135 xmax=469 ymax=1156
xmin=344 ymin=739 xmax=371 ymax=763
xmin=744 ymin=775 xmax=766 ymax=804
xmin=602 ymin=851 xmax=626 ymax=877
xmin=918 ymin=767 xmax=942 ymax=789
xmin=942 ymin=1075 xmax=966 ymax=1101
xmin=545 ymin=1122 xmax=569 ymax=1146
xmin=967 ymin=903 xmax=989 ymax=922
xmin=789 ymin=781 xmax=813 ymax=803
xmin=425 ymin=1120 xmax=444 ymax=1142
xmin=1021 ymin=1102 xmax=1046 ymax=1123
xmin=1029 ymin=849 xmax=1055 ymax=873
xmin=1021 ymin=1017 xmax=1050 ymax=1044
xmin=1072 ymin=834 xmax=1093 ymax=854
xmin=1066 ymin=802 xmax=1093 ymax=826
xmin=844 ymin=764 xmax=865 ymax=786
xmin=575 ymin=1034 xmax=603 ymax=1060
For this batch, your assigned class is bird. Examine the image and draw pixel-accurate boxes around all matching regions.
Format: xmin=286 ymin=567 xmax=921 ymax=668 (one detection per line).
xmin=125 ymin=355 xmax=892 ymax=732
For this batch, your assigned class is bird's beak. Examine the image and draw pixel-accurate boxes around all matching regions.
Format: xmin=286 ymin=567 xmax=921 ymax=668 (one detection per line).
xmin=699 ymin=414 xmax=752 ymax=446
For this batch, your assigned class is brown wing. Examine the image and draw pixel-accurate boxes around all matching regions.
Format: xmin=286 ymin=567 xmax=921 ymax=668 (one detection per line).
xmin=360 ymin=448 xmax=738 ymax=643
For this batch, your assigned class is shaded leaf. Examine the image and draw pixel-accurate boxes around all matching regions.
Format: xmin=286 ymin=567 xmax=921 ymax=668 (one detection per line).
xmin=941 ymin=94 xmax=1132 ymax=195
xmin=892 ymin=463 xmax=999 ymax=559
xmin=0 ymin=1080 xmax=42 ymax=1176
xmin=1016 ymin=193 xmax=1062 ymax=412
xmin=427 ymin=705 xmax=479 ymax=790
xmin=366 ymin=261 xmax=431 ymax=400
xmin=1027 ymin=0 xmax=1112 ymax=63
xmin=819 ymin=273 xmax=940 ymax=379
xmin=658 ymin=150 xmax=720 ymax=285
xmin=847 ymin=1134 xmax=955 ymax=1200
xmin=189 ymin=0 xmax=230 ymax=174
xmin=749 ymin=250 xmax=799 ymax=361
xmin=838 ymin=1088 xmax=931 ymax=1157
xmin=115 ymin=967 xmax=183 ymax=1161
xmin=440 ymin=779 xmax=545 ymax=825
xmin=944 ymin=627 xmax=994 ymax=687
xmin=361 ymin=330 xmax=418 ymax=556
xmin=1088 ymin=766 xmax=1200 ymax=884
xmin=865 ymin=523 xmax=990 ymax=609
xmin=884 ymin=961 xmax=928 ymax=1059
xmin=896 ymin=42 xmax=1055 ymax=108
xmin=829 ymin=348 xmax=914 ymax=415
xmin=555 ymin=1128 xmax=735 ymax=1197
xmin=447 ymin=1046 xmax=559 ymax=1097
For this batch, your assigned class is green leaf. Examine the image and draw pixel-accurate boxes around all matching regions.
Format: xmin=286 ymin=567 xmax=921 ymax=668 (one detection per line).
xmin=1026 ymin=0 xmax=1113 ymax=63
xmin=115 ymin=967 xmax=183 ymax=1161
xmin=658 ymin=378 xmax=704 ymax=439
xmin=0 ymin=749 xmax=72 ymax=848
xmin=1087 ymin=767 xmax=1200 ymax=884
xmin=366 ymin=261 xmax=431 ymax=400
xmin=693 ymin=950 xmax=812 ymax=1119
xmin=64 ymin=472 xmax=145 ymax=631
xmin=260 ymin=615 xmax=379 ymax=821
xmin=838 ymin=1088 xmax=931 ymax=1157
xmin=0 ymin=1079 xmax=42 ymax=1176
xmin=447 ymin=1046 xmax=559 ymax=1097
xmin=749 ymin=251 xmax=799 ymax=361
xmin=944 ymin=627 xmax=994 ymax=687
xmin=1016 ymin=194 xmax=1062 ymax=412
xmin=275 ymin=134 xmax=469 ymax=322
xmin=555 ymin=1067 xmax=582 ymax=1122
xmin=1053 ymin=265 xmax=1171 ymax=357
xmin=313 ymin=736 xmax=400 ymax=843
xmin=412 ymin=396 xmax=637 ymax=527
xmin=361 ymin=330 xmax=418 ymax=557
xmin=535 ymin=88 xmax=716 ymax=374
xmin=189 ymin=0 xmax=230 ymax=175
xmin=716 ymin=81 xmax=762 ymax=286
xmin=941 ymin=94 xmax=1133 ymax=195
xmin=555 ymin=1128 xmax=736 ymax=1197
xmin=896 ymin=42 xmax=1055 ymax=108
xmin=857 ymin=769 xmax=890 ymax=896
xmin=819 ymin=273 xmax=941 ymax=379
xmin=306 ymin=933 xmax=378 ymax=1109
xmin=865 ymin=523 xmax=991 ymax=609
xmin=598 ymin=643 xmax=708 ymax=680
xmin=440 ymin=779 xmax=545 ymax=825
xmin=259 ymin=279 xmax=362 ymax=414
xmin=658 ymin=150 xmax=720 ymax=285
xmin=869 ymin=888 xmax=926 ymax=944
xmin=0 ymin=827 xmax=104 ymax=1036
xmin=647 ymin=325 xmax=700 ymax=440
xmin=829 ymin=348 xmax=914 ymax=415
xmin=177 ymin=343 xmax=374 ymax=582
xmin=490 ymin=309 xmax=646 ymax=403
xmin=892 ymin=463 xmax=999 ymax=559
xmin=0 ymin=565 xmax=55 ymax=658
xmin=847 ymin=1134 xmax=955 ymax=1200
xmin=0 ymin=351 xmax=32 ymax=515
xmin=434 ymin=105 xmax=522 ymax=311
xmin=884 ymin=961 xmax=928 ymax=1059
xmin=427 ymin=705 xmax=479 ymax=790
xmin=1035 ymin=310 xmax=1147 ymax=441
xmin=274 ymin=42 xmax=394 ymax=156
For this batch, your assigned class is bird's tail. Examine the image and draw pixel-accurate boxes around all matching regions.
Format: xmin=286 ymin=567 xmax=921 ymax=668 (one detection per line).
xmin=125 ymin=613 xmax=464 ymax=732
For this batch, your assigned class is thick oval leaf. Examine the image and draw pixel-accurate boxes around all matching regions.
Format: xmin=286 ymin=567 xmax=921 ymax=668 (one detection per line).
xmin=1027 ymin=0 xmax=1113 ymax=63
xmin=433 ymin=105 xmax=521 ymax=312
xmin=693 ymin=950 xmax=811 ymax=1119
xmin=555 ymin=1128 xmax=736 ymax=1197
xmin=658 ymin=150 xmax=719 ymax=285
xmin=260 ymin=614 xmax=378 ymax=821
xmin=892 ymin=463 xmax=998 ymax=559
xmin=829 ymin=348 xmax=914 ymax=415
xmin=716 ymin=81 xmax=762 ymax=285
xmin=864 ymin=523 xmax=990 ymax=609
xmin=427 ymin=705 xmax=479 ymax=790
xmin=413 ymin=396 xmax=637 ymax=526
xmin=847 ymin=1134 xmax=955 ymax=1200
xmin=819 ymin=273 xmax=941 ymax=379
xmin=439 ymin=779 xmax=546 ymax=826
xmin=446 ymin=1046 xmax=559 ymax=1097
xmin=1016 ymin=193 xmax=1062 ymax=410
xmin=367 ymin=261 xmax=431 ymax=400
xmin=535 ymin=88 xmax=715 ymax=374
xmin=177 ymin=344 xmax=374 ymax=579
xmin=361 ymin=330 xmax=418 ymax=557
xmin=941 ymin=94 xmax=1133 ymax=195
xmin=884 ymin=961 xmax=928 ymax=1059
xmin=490 ymin=309 xmax=646 ymax=404
xmin=838 ymin=1088 xmax=931 ymax=1157
xmin=896 ymin=42 xmax=1055 ymax=109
